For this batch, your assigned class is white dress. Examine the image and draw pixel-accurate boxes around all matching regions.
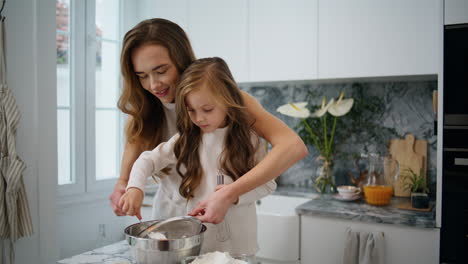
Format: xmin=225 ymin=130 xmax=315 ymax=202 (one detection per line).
xmin=127 ymin=126 xmax=277 ymax=256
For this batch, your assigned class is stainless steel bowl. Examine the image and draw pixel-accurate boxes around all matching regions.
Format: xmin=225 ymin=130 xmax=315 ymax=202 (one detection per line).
xmin=125 ymin=219 xmax=207 ymax=264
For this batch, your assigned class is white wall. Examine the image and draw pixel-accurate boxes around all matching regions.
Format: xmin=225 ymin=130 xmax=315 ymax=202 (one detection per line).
xmin=4 ymin=0 xmax=57 ymax=263
xmin=4 ymin=0 xmax=139 ymax=262
xmin=57 ymin=200 xmax=136 ymax=258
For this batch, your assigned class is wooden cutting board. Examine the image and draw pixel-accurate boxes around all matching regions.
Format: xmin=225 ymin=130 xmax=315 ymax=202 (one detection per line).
xmin=389 ymin=134 xmax=427 ymax=197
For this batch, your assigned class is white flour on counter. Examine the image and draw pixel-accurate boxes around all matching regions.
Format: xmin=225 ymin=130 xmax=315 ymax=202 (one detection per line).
xmin=190 ymin=251 xmax=247 ymax=264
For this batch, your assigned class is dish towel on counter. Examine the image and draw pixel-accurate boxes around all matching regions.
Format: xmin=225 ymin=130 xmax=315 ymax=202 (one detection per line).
xmin=0 ymin=17 xmax=34 ymax=264
xmin=342 ymin=227 xmax=385 ymax=264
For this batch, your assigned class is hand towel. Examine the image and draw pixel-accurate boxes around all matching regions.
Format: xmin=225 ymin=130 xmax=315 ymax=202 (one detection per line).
xmin=343 ymin=227 xmax=385 ymax=264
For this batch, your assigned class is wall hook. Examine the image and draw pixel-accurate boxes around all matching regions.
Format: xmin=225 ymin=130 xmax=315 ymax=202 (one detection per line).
xmin=0 ymin=0 xmax=6 ymax=18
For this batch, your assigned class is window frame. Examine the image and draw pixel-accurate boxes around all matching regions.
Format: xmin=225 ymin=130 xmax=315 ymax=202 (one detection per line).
xmin=57 ymin=0 xmax=125 ymax=198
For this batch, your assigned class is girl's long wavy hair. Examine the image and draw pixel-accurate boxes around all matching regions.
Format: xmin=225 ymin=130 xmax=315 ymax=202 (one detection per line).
xmin=118 ymin=18 xmax=196 ymax=151
xmin=174 ymin=57 xmax=258 ymax=199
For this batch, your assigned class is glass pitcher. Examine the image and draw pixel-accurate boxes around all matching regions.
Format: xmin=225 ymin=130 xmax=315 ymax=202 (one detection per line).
xmin=362 ymin=153 xmax=400 ymax=206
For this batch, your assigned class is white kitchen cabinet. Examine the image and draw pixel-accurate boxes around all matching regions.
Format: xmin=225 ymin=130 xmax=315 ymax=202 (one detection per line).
xmin=445 ymin=0 xmax=468 ymax=25
xmin=139 ymin=0 xmax=189 ymax=31
xmin=318 ymin=0 xmax=439 ymax=79
xmin=301 ymin=215 xmax=440 ymax=264
xmin=188 ymin=0 xmax=249 ymax=82
xmin=248 ymin=0 xmax=318 ymax=82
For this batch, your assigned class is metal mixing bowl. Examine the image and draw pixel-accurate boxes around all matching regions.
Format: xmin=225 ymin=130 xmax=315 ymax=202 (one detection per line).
xmin=125 ymin=219 xmax=207 ymax=264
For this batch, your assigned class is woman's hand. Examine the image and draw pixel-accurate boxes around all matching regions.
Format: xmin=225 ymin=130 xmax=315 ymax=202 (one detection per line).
xmin=119 ymin=188 xmax=143 ymax=220
xmin=215 ymin=184 xmax=239 ymax=204
xmin=188 ymin=185 xmax=238 ymax=224
xmin=109 ymin=179 xmax=128 ymax=216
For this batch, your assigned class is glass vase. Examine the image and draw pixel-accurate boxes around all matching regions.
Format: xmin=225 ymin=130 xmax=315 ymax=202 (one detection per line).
xmin=314 ymin=158 xmax=336 ymax=194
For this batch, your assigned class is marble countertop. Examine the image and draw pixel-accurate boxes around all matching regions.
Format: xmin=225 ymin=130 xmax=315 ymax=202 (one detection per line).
xmin=57 ymin=240 xmax=134 ymax=264
xmin=289 ymin=191 xmax=436 ymax=228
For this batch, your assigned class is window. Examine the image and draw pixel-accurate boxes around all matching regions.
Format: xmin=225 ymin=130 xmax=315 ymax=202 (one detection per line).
xmin=56 ymin=0 xmax=123 ymax=195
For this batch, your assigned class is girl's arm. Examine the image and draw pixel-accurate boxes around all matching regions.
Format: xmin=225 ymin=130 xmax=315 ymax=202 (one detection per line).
xmin=120 ymin=134 xmax=180 ymax=217
xmin=189 ymin=91 xmax=307 ymax=223
xmin=126 ymin=134 xmax=180 ymax=193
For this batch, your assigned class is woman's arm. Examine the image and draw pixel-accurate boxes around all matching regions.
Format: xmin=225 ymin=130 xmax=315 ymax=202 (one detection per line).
xmin=228 ymin=90 xmax=308 ymax=193
xmin=109 ymin=141 xmax=142 ymax=216
xmin=189 ymin=91 xmax=307 ymax=223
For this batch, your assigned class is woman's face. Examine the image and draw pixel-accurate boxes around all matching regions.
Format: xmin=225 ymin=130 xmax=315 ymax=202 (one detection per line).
xmin=131 ymin=44 xmax=179 ymax=103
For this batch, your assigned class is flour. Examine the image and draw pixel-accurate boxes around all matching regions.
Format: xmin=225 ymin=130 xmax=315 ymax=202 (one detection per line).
xmin=148 ymin=231 xmax=167 ymax=240
xmin=190 ymin=251 xmax=247 ymax=264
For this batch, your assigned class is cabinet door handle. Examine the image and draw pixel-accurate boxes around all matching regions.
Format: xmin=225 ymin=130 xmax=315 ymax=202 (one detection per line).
xmin=454 ymin=158 xmax=468 ymax=166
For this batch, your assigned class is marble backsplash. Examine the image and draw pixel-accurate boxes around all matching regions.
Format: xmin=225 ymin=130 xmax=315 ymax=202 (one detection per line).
xmin=239 ymin=79 xmax=438 ymax=196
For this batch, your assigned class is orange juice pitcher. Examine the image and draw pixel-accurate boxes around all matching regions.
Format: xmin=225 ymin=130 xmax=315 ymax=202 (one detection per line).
xmin=362 ymin=154 xmax=400 ymax=206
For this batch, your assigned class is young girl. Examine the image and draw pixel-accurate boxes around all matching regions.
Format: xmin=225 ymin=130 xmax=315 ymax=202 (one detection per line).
xmin=119 ymin=57 xmax=276 ymax=256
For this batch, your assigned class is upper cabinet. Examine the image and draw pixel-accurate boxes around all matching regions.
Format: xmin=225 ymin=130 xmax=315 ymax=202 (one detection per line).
xmin=317 ymin=0 xmax=439 ymax=79
xmin=188 ymin=0 xmax=249 ymax=82
xmin=248 ymin=0 xmax=318 ymax=82
xmin=445 ymin=0 xmax=468 ymax=25
xmin=138 ymin=0 xmax=189 ymax=30
xmin=139 ymin=0 xmax=441 ymax=82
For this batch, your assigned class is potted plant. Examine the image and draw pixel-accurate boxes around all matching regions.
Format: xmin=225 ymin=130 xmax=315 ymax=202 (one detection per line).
xmin=402 ymin=168 xmax=429 ymax=209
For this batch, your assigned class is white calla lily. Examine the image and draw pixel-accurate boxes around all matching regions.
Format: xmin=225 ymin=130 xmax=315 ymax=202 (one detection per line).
xmin=276 ymin=102 xmax=310 ymax=118
xmin=328 ymin=92 xmax=354 ymax=117
xmin=312 ymin=98 xmax=335 ymax=117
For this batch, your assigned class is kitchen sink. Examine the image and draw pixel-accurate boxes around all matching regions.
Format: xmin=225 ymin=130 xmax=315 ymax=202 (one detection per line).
xmin=256 ymin=194 xmax=317 ymax=262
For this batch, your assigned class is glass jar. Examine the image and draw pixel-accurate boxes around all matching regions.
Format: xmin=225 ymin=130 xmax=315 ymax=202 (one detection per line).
xmin=362 ymin=154 xmax=399 ymax=206
xmin=314 ymin=158 xmax=336 ymax=193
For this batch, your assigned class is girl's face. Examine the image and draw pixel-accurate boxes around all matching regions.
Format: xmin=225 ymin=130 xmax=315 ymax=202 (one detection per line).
xmin=185 ymin=87 xmax=228 ymax=133
xmin=131 ymin=44 xmax=179 ymax=103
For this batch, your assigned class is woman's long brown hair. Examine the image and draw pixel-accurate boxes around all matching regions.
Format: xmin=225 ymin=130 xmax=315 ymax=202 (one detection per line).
xmin=174 ymin=57 xmax=258 ymax=199
xmin=118 ymin=18 xmax=196 ymax=151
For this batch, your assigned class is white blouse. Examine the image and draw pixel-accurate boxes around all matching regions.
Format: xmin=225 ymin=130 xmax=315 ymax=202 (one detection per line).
xmin=127 ymin=126 xmax=277 ymax=256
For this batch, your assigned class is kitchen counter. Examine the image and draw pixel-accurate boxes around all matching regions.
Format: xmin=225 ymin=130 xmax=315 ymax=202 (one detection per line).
xmin=57 ymin=240 xmax=134 ymax=264
xmin=146 ymin=186 xmax=436 ymax=229
xmin=56 ymin=187 xmax=435 ymax=264
xmin=274 ymin=186 xmax=436 ymax=228
xmin=295 ymin=194 xmax=436 ymax=228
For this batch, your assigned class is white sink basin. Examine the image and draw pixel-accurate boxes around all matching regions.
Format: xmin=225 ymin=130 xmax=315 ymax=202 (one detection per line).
xmin=256 ymin=194 xmax=317 ymax=262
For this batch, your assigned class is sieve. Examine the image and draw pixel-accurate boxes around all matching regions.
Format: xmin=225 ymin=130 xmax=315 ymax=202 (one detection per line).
xmin=137 ymin=216 xmax=203 ymax=239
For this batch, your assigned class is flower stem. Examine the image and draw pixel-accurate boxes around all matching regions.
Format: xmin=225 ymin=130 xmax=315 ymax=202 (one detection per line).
xmin=328 ymin=116 xmax=337 ymax=156
xmin=302 ymin=119 xmax=322 ymax=154
xmin=323 ymin=115 xmax=328 ymax=159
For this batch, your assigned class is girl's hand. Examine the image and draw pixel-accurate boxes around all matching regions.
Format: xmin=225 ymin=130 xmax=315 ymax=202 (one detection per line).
xmin=188 ymin=185 xmax=238 ymax=224
xmin=119 ymin=188 xmax=143 ymax=220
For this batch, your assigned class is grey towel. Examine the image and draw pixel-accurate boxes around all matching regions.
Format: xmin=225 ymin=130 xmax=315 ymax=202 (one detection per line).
xmin=343 ymin=227 xmax=385 ymax=264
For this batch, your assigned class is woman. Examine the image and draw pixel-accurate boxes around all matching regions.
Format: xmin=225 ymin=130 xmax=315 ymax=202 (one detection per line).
xmin=109 ymin=18 xmax=307 ymax=224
